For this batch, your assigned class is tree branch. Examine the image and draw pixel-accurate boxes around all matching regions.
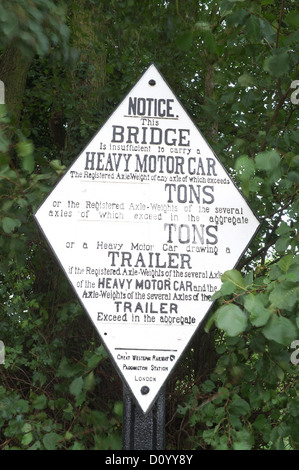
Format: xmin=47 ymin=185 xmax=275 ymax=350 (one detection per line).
xmin=261 ymin=86 xmax=291 ymax=151
xmin=236 ymin=236 xmax=279 ymax=271
xmin=276 ymin=0 xmax=285 ymax=49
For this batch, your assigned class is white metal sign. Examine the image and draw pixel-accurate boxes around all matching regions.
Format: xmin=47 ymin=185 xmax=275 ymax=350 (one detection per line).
xmin=35 ymin=64 xmax=260 ymax=413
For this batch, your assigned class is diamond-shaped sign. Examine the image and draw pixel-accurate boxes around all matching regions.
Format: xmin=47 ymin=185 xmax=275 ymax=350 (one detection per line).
xmin=35 ymin=64 xmax=260 ymax=414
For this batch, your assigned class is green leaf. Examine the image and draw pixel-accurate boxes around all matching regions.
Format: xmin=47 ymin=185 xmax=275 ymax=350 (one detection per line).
xmin=245 ymin=293 xmax=271 ymax=327
xmin=2 ymin=217 xmax=21 ymax=234
xmin=259 ymin=19 xmax=276 ymax=43
xmin=42 ymin=432 xmax=61 ymax=450
xmin=69 ymin=376 xmax=84 ymax=398
xmin=64 ymin=431 xmax=73 ymax=441
xmin=21 ymin=432 xmax=33 ymax=446
xmin=226 ymin=9 xmax=249 ymax=27
xmin=220 ymin=281 xmax=237 ymax=296
xmin=22 ymin=423 xmax=32 ymax=434
xmin=229 ymin=395 xmax=250 ymax=416
xmin=203 ymin=31 xmax=217 ymax=54
xmin=218 ymin=270 xmax=246 ymax=297
xmin=57 ymin=357 xmax=78 ymax=378
xmin=215 ymin=304 xmax=248 ymax=336
xmin=245 ymin=15 xmax=261 ymax=41
xmin=49 ymin=159 xmax=66 ymax=173
xmin=269 ymin=281 xmax=299 ymax=311
xmin=238 ymin=73 xmax=254 ymax=87
xmin=221 ymin=269 xmax=245 ymax=290
xmin=287 ymin=171 xmax=299 ymax=183
xmin=71 ymin=441 xmax=85 ymax=450
xmin=278 ymin=254 xmax=293 ymax=273
xmin=22 ymin=154 xmax=35 ymax=173
xmin=84 ymin=371 xmax=95 ymax=391
xmin=201 ymin=379 xmax=216 ymax=393
xmin=195 ymin=21 xmax=210 ymax=32
xmin=288 ymin=259 xmax=299 ymax=282
xmin=232 ymin=428 xmax=254 ymax=450
xmin=285 ymin=11 xmax=299 ymax=28
xmin=255 ymin=150 xmax=280 ymax=171
xmin=290 ymin=130 xmax=299 ymax=143
xmin=32 ymin=393 xmax=47 ymax=410
xmin=220 ymin=0 xmax=234 ymax=15
xmin=244 ymin=271 xmax=253 ymax=288
xmin=0 ymin=131 xmax=10 ymax=152
xmin=86 ymin=345 xmax=107 ymax=368
xmin=276 ymin=222 xmax=291 ymax=236
xmin=15 ymin=399 xmax=29 ymax=413
xmin=235 ymin=155 xmax=255 ymax=181
xmin=253 ymin=414 xmax=271 ymax=433
xmin=91 ymin=410 xmax=109 ymax=428
xmin=262 ymin=315 xmax=297 ymax=346
xmin=113 ymin=401 xmax=123 ymax=418
xmin=275 ymin=236 xmax=290 ymax=253
xmin=16 ymin=141 xmax=33 ymax=157
xmin=263 ymin=51 xmax=291 ymax=78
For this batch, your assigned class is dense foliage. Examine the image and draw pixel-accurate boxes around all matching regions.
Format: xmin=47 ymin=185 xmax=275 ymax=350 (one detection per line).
xmin=0 ymin=0 xmax=298 ymax=450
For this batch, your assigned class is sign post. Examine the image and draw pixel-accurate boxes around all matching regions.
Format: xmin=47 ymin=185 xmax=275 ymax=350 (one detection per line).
xmin=34 ymin=64 xmax=260 ymax=447
xmin=122 ymin=385 xmax=165 ymax=450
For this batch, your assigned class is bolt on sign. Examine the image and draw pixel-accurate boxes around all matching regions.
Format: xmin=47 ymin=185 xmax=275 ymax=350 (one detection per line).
xmin=35 ymin=64 xmax=260 ymax=414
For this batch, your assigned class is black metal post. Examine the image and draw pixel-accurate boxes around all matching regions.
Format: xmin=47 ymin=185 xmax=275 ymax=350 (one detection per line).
xmin=122 ymin=385 xmax=165 ymax=450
